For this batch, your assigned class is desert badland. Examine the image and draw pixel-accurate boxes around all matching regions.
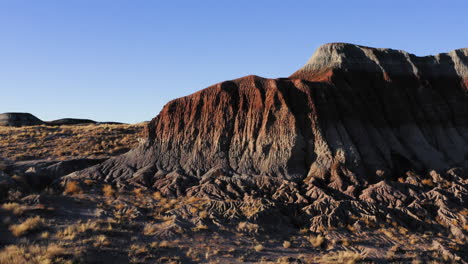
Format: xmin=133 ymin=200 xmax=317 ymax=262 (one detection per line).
xmin=0 ymin=43 xmax=467 ymax=263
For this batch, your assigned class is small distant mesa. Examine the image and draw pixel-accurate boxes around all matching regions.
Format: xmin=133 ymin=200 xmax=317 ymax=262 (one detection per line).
xmin=0 ymin=112 xmax=123 ymax=127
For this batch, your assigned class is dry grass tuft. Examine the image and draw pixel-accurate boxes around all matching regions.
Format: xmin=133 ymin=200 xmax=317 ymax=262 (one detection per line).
xmin=192 ymin=223 xmax=209 ymax=232
xmin=318 ymin=250 xmax=364 ymax=264
xmin=40 ymin=232 xmax=50 ymax=239
xmin=83 ymin=179 xmax=94 ymax=186
xmin=0 ymin=244 xmax=69 ymax=264
xmin=198 ymin=210 xmax=208 ymax=219
xmin=189 ymin=207 xmax=198 ymax=214
xmin=237 ymin=221 xmax=259 ymax=233
xmin=380 ymin=228 xmax=396 ymax=240
xmin=129 ymin=244 xmax=148 ymax=255
xmin=143 ymin=223 xmax=158 ymax=236
xmin=102 ymin=184 xmax=115 ymax=197
xmin=56 ymin=226 xmax=77 ymax=240
xmin=421 ymin=179 xmax=434 ymax=187
xmin=346 ymin=224 xmax=357 ymax=233
xmin=64 ymin=181 xmax=82 ymax=195
xmin=152 ymin=191 xmax=163 ymax=200
xmin=341 ymin=239 xmax=350 ymax=247
xmin=254 ymin=244 xmax=264 ymax=252
xmin=133 ymin=188 xmax=144 ymax=198
xmin=93 ymin=235 xmax=110 ymax=247
xmin=149 ymin=241 xmax=159 ymax=248
xmin=56 ymin=220 xmax=99 ymax=240
xmin=9 ymin=216 xmax=45 ymax=237
xmin=159 ymin=240 xmax=170 ymax=248
xmin=1 ymin=203 xmax=26 ymax=215
xmin=309 ymin=235 xmax=325 ymax=248
xmin=398 ymin=226 xmax=408 ymax=235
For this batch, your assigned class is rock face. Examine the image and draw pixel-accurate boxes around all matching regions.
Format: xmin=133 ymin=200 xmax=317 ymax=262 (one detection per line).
xmin=6 ymin=158 xmax=107 ymax=190
xmin=0 ymin=158 xmax=107 ymax=201
xmin=0 ymin=113 xmax=44 ymax=126
xmin=69 ymin=43 xmax=468 ymax=185
xmin=63 ymin=43 xmax=468 ymax=242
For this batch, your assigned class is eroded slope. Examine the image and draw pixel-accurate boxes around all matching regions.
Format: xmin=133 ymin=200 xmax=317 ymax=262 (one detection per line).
xmin=58 ymin=43 xmax=468 ymax=261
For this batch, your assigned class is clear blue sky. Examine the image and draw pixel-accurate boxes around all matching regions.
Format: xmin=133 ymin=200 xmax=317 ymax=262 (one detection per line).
xmin=1 ymin=1 xmax=467 ymax=123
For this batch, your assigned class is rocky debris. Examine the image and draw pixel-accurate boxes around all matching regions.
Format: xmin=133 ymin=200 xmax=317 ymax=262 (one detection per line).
xmin=4 ymin=158 xmax=106 ymax=192
xmin=60 ymin=43 xmax=468 ymax=256
xmin=0 ymin=170 xmax=15 ymax=200
xmin=0 ymin=113 xmax=44 ymax=126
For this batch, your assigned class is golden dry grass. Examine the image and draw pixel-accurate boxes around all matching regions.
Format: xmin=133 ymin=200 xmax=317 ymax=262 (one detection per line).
xmin=40 ymin=232 xmax=50 ymax=239
xmin=421 ymin=179 xmax=434 ymax=187
xmin=63 ymin=181 xmax=82 ymax=195
xmin=133 ymin=188 xmax=145 ymax=198
xmin=309 ymin=235 xmax=325 ymax=248
xmin=84 ymin=179 xmax=95 ymax=186
xmin=237 ymin=221 xmax=259 ymax=233
xmin=192 ymin=223 xmax=209 ymax=232
xmin=341 ymin=238 xmax=350 ymax=247
xmin=0 ymin=123 xmax=145 ymax=161
xmin=380 ymin=228 xmax=396 ymax=240
xmin=143 ymin=223 xmax=158 ymax=236
xmin=1 ymin=203 xmax=26 ymax=215
xmin=93 ymin=235 xmax=110 ymax=247
xmin=152 ymin=191 xmax=163 ymax=200
xmin=9 ymin=216 xmax=45 ymax=237
xmin=129 ymin=244 xmax=148 ymax=255
xmin=158 ymin=240 xmax=170 ymax=248
xmin=102 ymin=184 xmax=115 ymax=197
xmin=55 ymin=220 xmax=99 ymax=240
xmin=254 ymin=244 xmax=264 ymax=252
xmin=317 ymin=250 xmax=364 ymax=264
xmin=0 ymin=244 xmax=69 ymax=264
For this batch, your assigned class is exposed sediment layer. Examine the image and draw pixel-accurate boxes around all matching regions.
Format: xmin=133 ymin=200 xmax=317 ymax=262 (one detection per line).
xmin=62 ymin=44 xmax=468 ymax=247
xmin=69 ymin=43 xmax=468 ymax=185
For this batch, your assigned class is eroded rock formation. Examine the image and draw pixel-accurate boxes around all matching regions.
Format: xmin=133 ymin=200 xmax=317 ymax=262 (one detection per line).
xmin=62 ymin=43 xmax=468 ymax=245
xmin=0 ymin=113 xmax=44 ymax=126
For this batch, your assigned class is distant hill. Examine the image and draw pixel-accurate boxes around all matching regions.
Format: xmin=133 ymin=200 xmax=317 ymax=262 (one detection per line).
xmin=0 ymin=112 xmax=44 ymax=126
xmin=0 ymin=112 xmax=125 ymax=126
xmin=46 ymin=118 xmax=96 ymax=126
